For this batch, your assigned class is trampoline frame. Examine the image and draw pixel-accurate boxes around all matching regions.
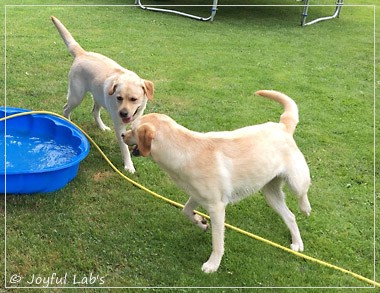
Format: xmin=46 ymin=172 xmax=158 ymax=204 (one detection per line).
xmin=134 ymin=0 xmax=344 ymax=26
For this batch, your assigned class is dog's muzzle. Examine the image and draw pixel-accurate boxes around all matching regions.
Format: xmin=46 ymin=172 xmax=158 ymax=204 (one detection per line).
xmin=121 ymin=133 xmax=140 ymax=156
xmin=131 ymin=146 xmax=140 ymax=156
xmin=120 ymin=107 xmax=140 ymax=124
xmin=119 ymin=110 xmax=131 ymax=123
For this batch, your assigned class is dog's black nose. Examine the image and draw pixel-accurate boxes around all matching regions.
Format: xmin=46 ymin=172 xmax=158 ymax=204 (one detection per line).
xmin=121 ymin=133 xmax=125 ymax=139
xmin=132 ymin=146 xmax=140 ymax=157
xmin=119 ymin=111 xmax=128 ymax=118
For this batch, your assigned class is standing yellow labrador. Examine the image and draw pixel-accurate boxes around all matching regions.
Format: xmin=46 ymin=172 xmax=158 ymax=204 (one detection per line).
xmin=122 ymin=90 xmax=311 ymax=273
xmin=51 ymin=16 xmax=154 ymax=173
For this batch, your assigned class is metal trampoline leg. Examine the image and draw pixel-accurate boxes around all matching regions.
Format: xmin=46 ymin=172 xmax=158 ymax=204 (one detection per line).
xmin=135 ymin=0 xmax=218 ymax=22
xmin=301 ymin=0 xmax=344 ymax=26
xmin=209 ymin=0 xmax=218 ymax=21
xmin=300 ymin=0 xmax=310 ymax=26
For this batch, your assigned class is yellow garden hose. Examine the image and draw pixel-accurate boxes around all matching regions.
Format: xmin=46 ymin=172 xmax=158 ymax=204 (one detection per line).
xmin=2 ymin=110 xmax=379 ymax=288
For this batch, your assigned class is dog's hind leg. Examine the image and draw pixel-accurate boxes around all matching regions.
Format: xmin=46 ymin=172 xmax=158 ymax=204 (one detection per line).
xmin=92 ymin=101 xmax=110 ymax=131
xmin=183 ymin=197 xmax=208 ymax=231
xmin=286 ymin=158 xmax=312 ymax=217
xmin=295 ymin=190 xmax=311 ymax=217
xmin=262 ymin=177 xmax=304 ymax=252
xmin=63 ymin=80 xmax=85 ymax=120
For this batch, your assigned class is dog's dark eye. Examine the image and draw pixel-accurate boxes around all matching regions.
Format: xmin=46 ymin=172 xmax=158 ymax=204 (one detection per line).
xmin=116 ymin=96 xmax=123 ymax=101
xmin=130 ymin=97 xmax=137 ymax=102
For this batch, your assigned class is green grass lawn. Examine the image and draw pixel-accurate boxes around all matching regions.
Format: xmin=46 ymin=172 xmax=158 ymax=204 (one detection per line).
xmin=1 ymin=0 xmax=379 ymax=289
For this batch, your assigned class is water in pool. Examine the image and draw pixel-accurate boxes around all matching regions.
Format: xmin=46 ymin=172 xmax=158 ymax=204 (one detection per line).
xmin=1 ymin=134 xmax=78 ymax=171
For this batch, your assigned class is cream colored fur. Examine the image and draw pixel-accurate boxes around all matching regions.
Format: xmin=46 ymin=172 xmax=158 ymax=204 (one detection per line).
xmin=122 ymin=90 xmax=311 ymax=273
xmin=51 ymin=16 xmax=154 ymax=173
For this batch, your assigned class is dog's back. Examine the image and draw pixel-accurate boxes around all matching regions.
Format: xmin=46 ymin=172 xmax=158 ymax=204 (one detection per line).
xmin=135 ymin=91 xmax=308 ymax=205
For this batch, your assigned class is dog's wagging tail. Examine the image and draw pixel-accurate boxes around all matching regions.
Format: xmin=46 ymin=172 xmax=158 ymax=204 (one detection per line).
xmin=255 ymin=90 xmax=299 ymax=135
xmin=51 ymin=16 xmax=86 ymax=58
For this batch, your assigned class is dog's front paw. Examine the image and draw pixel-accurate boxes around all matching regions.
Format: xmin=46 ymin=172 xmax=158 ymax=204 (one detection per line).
xmin=202 ymin=261 xmax=219 ymax=274
xmin=124 ymin=165 xmax=136 ymax=174
xmin=100 ymin=125 xmax=111 ymax=131
xmin=290 ymin=242 xmax=304 ymax=252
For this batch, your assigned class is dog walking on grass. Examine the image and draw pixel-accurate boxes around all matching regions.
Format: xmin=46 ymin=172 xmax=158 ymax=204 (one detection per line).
xmin=51 ymin=16 xmax=154 ymax=173
xmin=122 ymin=90 xmax=311 ymax=273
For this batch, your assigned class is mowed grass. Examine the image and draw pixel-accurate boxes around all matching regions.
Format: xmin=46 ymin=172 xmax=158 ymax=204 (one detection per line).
xmin=1 ymin=0 xmax=378 ymax=289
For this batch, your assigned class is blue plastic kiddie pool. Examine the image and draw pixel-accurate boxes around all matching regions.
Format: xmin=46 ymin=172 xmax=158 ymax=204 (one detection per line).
xmin=0 ymin=107 xmax=90 ymax=194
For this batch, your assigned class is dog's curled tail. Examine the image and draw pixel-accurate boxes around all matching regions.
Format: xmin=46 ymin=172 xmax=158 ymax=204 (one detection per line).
xmin=51 ymin=16 xmax=86 ymax=58
xmin=255 ymin=90 xmax=299 ymax=134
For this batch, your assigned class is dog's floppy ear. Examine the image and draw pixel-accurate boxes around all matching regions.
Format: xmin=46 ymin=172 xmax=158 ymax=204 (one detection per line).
xmin=143 ymin=80 xmax=154 ymax=101
xmin=137 ymin=123 xmax=156 ymax=157
xmin=108 ymin=80 xmax=118 ymax=96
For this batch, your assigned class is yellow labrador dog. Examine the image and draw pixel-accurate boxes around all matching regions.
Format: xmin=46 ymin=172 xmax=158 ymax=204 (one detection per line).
xmin=51 ymin=16 xmax=154 ymax=173
xmin=122 ymin=90 xmax=311 ymax=273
